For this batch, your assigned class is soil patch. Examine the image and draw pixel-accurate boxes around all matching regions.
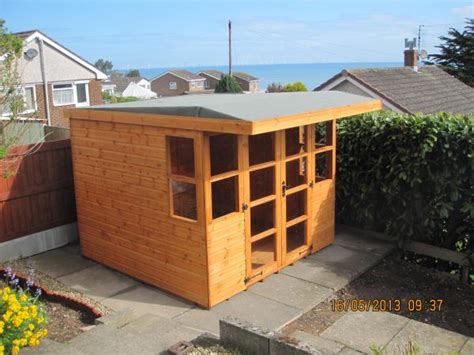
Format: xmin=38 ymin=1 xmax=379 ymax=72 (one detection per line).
xmin=283 ymin=254 xmax=474 ymax=337
xmin=41 ymin=298 xmax=96 ymax=342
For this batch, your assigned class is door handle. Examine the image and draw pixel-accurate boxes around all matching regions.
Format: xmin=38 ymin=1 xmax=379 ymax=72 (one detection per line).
xmin=282 ymin=181 xmax=287 ymax=197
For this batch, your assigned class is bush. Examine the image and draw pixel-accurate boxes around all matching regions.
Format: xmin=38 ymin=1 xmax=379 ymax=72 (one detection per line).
xmin=283 ymin=81 xmax=308 ymax=92
xmin=0 ymin=268 xmax=47 ymax=354
xmin=336 ymin=111 xmax=473 ymax=253
xmin=215 ymin=75 xmax=242 ymax=93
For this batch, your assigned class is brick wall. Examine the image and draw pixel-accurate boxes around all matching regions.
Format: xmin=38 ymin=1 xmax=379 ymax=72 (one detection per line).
xmin=34 ymin=80 xmax=103 ymax=128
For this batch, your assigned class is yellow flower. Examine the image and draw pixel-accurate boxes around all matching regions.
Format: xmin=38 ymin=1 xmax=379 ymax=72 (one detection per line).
xmin=12 ymin=317 xmax=23 ymax=327
xmin=2 ymin=311 xmax=12 ymax=322
xmin=12 ymin=345 xmax=20 ymax=354
xmin=20 ymin=294 xmax=28 ymax=302
xmin=37 ymin=317 xmax=45 ymax=324
xmin=3 ymin=287 xmax=10 ymax=294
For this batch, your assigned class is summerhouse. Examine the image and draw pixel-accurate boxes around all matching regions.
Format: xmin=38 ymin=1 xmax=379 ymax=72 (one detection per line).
xmin=67 ymin=92 xmax=381 ymax=308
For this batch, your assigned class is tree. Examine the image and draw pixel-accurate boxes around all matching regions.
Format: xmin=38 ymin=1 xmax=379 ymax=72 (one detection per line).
xmin=94 ymin=59 xmax=113 ymax=75
xmin=214 ymin=74 xmax=242 ymax=93
xmin=283 ymin=81 xmax=308 ymax=92
xmin=266 ymin=82 xmax=285 ymax=93
xmin=126 ymin=69 xmax=141 ymax=78
xmin=0 ymin=19 xmax=42 ymax=178
xmin=427 ymin=18 xmax=474 ymax=87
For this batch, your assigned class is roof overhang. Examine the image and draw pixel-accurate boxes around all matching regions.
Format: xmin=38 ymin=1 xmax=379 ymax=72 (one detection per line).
xmin=21 ymin=31 xmax=107 ymax=80
xmin=66 ymin=97 xmax=382 ymax=135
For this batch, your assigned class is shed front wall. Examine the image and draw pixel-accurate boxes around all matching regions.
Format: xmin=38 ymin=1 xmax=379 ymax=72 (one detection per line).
xmin=70 ymin=117 xmax=209 ymax=307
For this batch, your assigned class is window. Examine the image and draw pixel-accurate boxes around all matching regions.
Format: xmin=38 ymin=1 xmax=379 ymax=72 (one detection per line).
xmin=52 ymin=82 xmax=89 ymax=107
xmin=76 ymin=83 xmax=88 ymax=106
xmin=1 ymin=86 xmax=36 ymax=115
xmin=52 ymin=84 xmax=74 ymax=106
xmin=315 ymin=151 xmax=332 ymax=182
xmin=169 ymin=82 xmax=177 ymax=90
xmin=168 ymin=136 xmax=197 ymax=221
xmin=315 ymin=121 xmax=332 ymax=148
xmin=209 ymin=134 xmax=239 ymax=220
xmin=24 ymin=87 xmax=35 ymax=112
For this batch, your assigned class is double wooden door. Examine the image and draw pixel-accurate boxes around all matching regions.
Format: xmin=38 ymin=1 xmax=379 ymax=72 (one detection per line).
xmin=244 ymin=125 xmax=316 ymax=284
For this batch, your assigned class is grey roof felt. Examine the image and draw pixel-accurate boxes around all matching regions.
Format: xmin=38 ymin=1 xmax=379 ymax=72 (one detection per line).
xmin=108 ymin=76 xmax=146 ymax=93
xmin=89 ymin=91 xmax=376 ymax=121
xmin=316 ymin=66 xmax=474 ymax=115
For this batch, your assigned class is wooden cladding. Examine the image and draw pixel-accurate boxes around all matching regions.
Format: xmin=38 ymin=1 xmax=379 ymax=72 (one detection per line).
xmin=0 ymin=139 xmax=76 ymax=242
xmin=69 ymin=111 xmax=338 ymax=308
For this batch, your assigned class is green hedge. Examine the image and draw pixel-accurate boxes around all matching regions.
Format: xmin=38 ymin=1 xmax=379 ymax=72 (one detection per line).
xmin=336 ymin=111 xmax=473 ymax=253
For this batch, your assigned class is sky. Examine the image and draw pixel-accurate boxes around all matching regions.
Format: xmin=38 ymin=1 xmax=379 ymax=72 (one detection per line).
xmin=1 ymin=0 xmax=472 ymax=69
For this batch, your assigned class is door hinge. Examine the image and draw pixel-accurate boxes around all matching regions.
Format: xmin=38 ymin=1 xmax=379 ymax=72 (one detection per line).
xmin=309 ymin=180 xmax=314 ymax=188
xmin=242 ymin=202 xmax=249 ymax=211
xmin=281 ymin=180 xmax=287 ymax=197
xmin=244 ymin=271 xmax=263 ymax=283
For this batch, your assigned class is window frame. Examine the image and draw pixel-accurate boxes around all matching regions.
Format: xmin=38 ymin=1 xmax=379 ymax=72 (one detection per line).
xmin=52 ymin=80 xmax=90 ymax=107
xmin=169 ymin=82 xmax=177 ymax=90
xmin=167 ymin=134 xmax=200 ymax=223
xmin=22 ymin=85 xmax=37 ymax=113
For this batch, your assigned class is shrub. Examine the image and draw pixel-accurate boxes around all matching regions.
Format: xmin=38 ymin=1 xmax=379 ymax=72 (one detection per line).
xmin=0 ymin=268 xmax=47 ymax=354
xmin=336 ymin=111 xmax=473 ymax=253
xmin=266 ymin=82 xmax=285 ymax=93
xmin=215 ymin=75 xmax=242 ymax=93
xmin=283 ymin=81 xmax=308 ymax=92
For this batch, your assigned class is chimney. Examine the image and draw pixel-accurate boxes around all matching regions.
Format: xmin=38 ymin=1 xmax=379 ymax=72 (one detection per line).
xmin=404 ymin=38 xmax=418 ymax=70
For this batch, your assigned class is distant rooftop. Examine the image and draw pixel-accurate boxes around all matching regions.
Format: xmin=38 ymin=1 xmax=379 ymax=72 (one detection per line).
xmin=233 ymin=72 xmax=259 ymax=82
xmin=90 ymin=91 xmax=377 ymax=121
xmin=198 ymin=70 xmax=225 ymax=79
xmin=316 ymin=66 xmax=474 ymax=115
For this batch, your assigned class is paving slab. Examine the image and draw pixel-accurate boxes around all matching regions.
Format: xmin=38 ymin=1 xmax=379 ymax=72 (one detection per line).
xmin=460 ymin=337 xmax=474 ymax=355
xmin=57 ymin=265 xmax=139 ymax=301
xmin=174 ymin=291 xmax=302 ymax=335
xmin=102 ymin=284 xmax=194 ymax=319
xmin=338 ymin=347 xmax=365 ymax=354
xmin=386 ymin=320 xmax=468 ymax=354
xmin=28 ymin=248 xmax=96 ymax=278
xmin=282 ymin=259 xmax=356 ymax=290
xmin=21 ymin=339 xmax=86 ymax=354
xmin=290 ymin=330 xmax=345 ymax=353
xmin=320 ymin=312 xmax=409 ymax=353
xmin=334 ymin=231 xmax=394 ymax=256
xmin=248 ymin=273 xmax=333 ymax=311
xmin=122 ymin=313 xmax=203 ymax=351
xmin=60 ymin=242 xmax=83 ymax=256
xmin=67 ymin=324 xmax=156 ymax=355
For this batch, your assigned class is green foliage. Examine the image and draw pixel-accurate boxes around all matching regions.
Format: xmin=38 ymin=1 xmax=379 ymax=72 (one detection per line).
xmin=126 ymin=69 xmax=141 ymax=78
xmin=336 ymin=111 xmax=473 ymax=253
xmin=370 ymin=341 xmax=421 ymax=355
xmin=427 ymin=18 xmax=474 ymax=87
xmin=93 ymin=59 xmax=113 ymax=75
xmin=101 ymin=91 xmax=137 ymax=104
xmin=283 ymin=81 xmax=308 ymax=92
xmin=215 ymin=74 xmax=243 ymax=93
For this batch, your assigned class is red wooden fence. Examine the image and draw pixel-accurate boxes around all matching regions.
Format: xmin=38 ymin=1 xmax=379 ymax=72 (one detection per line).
xmin=0 ymin=139 xmax=76 ymax=243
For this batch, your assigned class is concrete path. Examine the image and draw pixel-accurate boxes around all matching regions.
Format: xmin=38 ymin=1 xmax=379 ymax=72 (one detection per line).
xmin=289 ymin=312 xmax=472 ymax=354
xmin=23 ymin=232 xmax=473 ymax=354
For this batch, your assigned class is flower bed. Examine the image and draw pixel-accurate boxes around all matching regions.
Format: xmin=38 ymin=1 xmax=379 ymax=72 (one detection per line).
xmin=0 ymin=267 xmax=105 ymax=353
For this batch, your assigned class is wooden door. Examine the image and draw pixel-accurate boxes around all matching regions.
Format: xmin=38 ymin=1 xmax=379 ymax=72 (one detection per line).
xmin=244 ymin=132 xmax=282 ymax=284
xmin=280 ymin=126 xmax=312 ymax=265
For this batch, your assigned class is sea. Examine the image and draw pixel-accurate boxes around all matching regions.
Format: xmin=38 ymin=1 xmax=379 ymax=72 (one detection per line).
xmin=131 ymin=62 xmax=402 ymax=91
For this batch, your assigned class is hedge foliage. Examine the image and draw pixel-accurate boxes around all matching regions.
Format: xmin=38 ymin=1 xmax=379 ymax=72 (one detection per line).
xmin=336 ymin=111 xmax=473 ymax=253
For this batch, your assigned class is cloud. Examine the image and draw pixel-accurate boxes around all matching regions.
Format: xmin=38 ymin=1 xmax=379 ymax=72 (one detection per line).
xmin=452 ymin=4 xmax=474 ymax=17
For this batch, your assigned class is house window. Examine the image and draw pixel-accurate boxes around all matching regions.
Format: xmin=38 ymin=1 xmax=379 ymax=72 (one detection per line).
xmin=76 ymin=83 xmax=88 ymax=105
xmin=169 ymin=82 xmax=177 ymax=90
xmin=168 ymin=136 xmax=197 ymax=221
xmin=52 ymin=83 xmax=74 ymax=106
xmin=24 ymin=87 xmax=36 ymax=111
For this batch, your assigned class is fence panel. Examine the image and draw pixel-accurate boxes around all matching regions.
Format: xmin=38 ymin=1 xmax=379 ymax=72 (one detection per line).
xmin=0 ymin=139 xmax=76 ymax=242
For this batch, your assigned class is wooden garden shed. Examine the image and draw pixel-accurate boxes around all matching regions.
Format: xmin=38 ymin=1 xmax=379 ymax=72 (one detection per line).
xmin=67 ymin=92 xmax=381 ymax=308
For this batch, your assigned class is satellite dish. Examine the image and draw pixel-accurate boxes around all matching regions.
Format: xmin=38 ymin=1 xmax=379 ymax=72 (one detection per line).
xmin=24 ymin=48 xmax=38 ymax=60
xmin=420 ymin=49 xmax=428 ymax=60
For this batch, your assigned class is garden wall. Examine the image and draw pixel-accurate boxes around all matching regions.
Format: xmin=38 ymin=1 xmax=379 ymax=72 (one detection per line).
xmin=336 ymin=111 xmax=472 ymax=254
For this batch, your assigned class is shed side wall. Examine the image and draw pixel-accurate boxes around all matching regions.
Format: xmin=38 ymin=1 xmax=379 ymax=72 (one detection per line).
xmin=69 ymin=117 xmax=209 ymax=306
